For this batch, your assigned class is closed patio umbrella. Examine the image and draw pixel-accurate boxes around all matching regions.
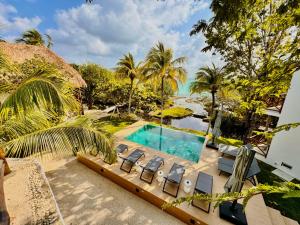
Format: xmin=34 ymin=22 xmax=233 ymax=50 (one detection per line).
xmin=220 ymin=144 xmax=256 ymax=225
xmin=206 ymin=110 xmax=222 ymax=149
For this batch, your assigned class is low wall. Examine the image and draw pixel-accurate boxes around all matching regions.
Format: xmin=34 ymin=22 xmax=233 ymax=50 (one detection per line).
xmin=0 ymin=160 xmax=10 ymax=225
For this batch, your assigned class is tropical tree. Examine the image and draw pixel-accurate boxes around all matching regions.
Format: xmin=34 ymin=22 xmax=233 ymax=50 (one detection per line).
xmin=190 ymin=64 xmax=225 ymax=116
xmin=0 ymin=54 xmax=116 ymax=174
xmin=16 ymin=29 xmax=53 ymax=48
xmin=79 ymin=64 xmax=114 ymax=110
xmin=115 ymin=53 xmax=143 ymax=113
xmin=190 ymin=0 xmax=299 ymax=142
xmin=145 ymin=42 xmax=187 ymax=125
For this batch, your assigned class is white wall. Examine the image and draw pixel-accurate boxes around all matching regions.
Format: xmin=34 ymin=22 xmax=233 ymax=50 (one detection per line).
xmin=266 ymin=71 xmax=300 ymax=180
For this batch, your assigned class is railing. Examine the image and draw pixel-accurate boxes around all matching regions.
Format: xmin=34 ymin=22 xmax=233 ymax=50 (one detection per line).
xmin=248 ymin=134 xmax=271 ymax=158
xmin=0 ymin=160 xmax=10 ymax=225
xmin=265 ymin=94 xmax=286 ymax=113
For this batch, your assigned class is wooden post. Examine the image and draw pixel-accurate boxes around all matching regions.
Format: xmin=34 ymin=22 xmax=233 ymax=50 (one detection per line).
xmin=0 ymin=160 xmax=10 ymax=225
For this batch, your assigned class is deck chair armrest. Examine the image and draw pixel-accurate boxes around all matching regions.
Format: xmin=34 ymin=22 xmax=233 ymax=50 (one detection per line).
xmin=118 ymin=155 xmax=127 ymax=161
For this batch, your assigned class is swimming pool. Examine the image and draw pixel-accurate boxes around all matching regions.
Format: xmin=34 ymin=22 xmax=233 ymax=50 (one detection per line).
xmin=126 ymin=124 xmax=205 ymax=163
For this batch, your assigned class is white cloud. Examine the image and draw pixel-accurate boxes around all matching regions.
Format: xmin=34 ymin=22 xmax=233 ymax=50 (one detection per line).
xmin=0 ymin=2 xmax=42 ymax=40
xmin=48 ymin=0 xmax=212 ymax=76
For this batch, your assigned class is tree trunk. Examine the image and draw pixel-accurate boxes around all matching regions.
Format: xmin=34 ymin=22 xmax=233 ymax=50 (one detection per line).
xmin=243 ymin=111 xmax=254 ymax=144
xmin=79 ymin=88 xmax=84 ymax=115
xmin=0 ymin=148 xmax=11 ymax=175
xmin=211 ymin=91 xmax=216 ymax=117
xmin=128 ymin=78 xmax=134 ymax=114
xmin=87 ymin=96 xmax=93 ymax=110
xmin=160 ymin=78 xmax=164 ymax=126
xmin=206 ymin=91 xmax=216 ymax=135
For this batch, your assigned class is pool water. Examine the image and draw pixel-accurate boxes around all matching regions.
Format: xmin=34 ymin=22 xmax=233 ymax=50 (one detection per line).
xmin=126 ymin=124 xmax=205 ymax=163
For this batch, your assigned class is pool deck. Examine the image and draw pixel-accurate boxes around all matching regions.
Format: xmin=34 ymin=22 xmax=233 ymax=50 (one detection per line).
xmin=78 ymin=121 xmax=273 ymax=225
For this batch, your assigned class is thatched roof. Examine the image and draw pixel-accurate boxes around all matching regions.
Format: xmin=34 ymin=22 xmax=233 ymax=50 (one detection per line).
xmin=0 ymin=42 xmax=86 ymax=88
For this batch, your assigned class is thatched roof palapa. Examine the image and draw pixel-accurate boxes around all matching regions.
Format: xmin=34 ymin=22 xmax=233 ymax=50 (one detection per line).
xmin=0 ymin=42 xmax=86 ymax=88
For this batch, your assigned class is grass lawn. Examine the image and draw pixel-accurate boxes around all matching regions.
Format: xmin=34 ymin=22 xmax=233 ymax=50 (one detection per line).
xmin=150 ymin=106 xmax=193 ymax=118
xmin=256 ymin=161 xmax=300 ymax=222
xmin=92 ymin=116 xmax=136 ymax=135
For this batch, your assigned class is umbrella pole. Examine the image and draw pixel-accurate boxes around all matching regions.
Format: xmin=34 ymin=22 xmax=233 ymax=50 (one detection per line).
xmin=230 ymin=199 xmax=238 ymax=211
xmin=219 ymin=149 xmax=256 ymax=225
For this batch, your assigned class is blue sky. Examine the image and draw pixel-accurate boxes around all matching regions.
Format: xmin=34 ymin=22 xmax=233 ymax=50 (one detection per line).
xmin=0 ymin=0 xmax=219 ymax=79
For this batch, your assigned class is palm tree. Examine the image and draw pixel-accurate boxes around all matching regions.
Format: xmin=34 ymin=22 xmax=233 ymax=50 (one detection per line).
xmin=190 ymin=64 xmax=225 ymax=135
xmin=0 ymin=54 xmax=116 ymax=173
xmin=145 ymin=42 xmax=187 ymax=125
xmin=45 ymin=34 xmax=53 ymax=48
xmin=115 ymin=53 xmax=143 ymax=113
xmin=16 ymin=29 xmax=53 ymax=48
xmin=190 ymin=64 xmax=224 ymax=116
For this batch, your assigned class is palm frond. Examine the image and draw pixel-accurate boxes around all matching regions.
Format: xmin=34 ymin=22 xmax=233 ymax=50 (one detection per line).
xmin=0 ymin=51 xmax=18 ymax=73
xmin=2 ymin=126 xmax=116 ymax=163
xmin=189 ymin=80 xmax=211 ymax=94
xmin=145 ymin=42 xmax=187 ymax=91
xmin=0 ymin=111 xmax=54 ymax=141
xmin=0 ymin=77 xmax=78 ymax=121
xmin=15 ymin=29 xmax=45 ymax=46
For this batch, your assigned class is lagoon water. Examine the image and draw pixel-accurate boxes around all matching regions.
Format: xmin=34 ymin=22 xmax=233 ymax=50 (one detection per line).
xmin=171 ymin=81 xmax=209 ymax=132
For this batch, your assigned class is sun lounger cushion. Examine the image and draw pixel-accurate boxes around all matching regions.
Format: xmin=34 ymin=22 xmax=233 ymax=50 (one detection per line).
xmin=195 ymin=172 xmax=213 ymax=194
xmin=140 ymin=156 xmax=164 ymax=184
xmin=218 ymin=144 xmax=239 ymax=157
xmin=116 ymin=144 xmax=128 ymax=153
xmin=145 ymin=156 xmax=164 ymax=172
xmin=192 ymin=172 xmax=213 ymax=213
xmin=120 ymin=149 xmax=145 ymax=173
xmin=167 ymin=163 xmax=185 ymax=184
xmin=126 ymin=149 xmax=145 ymax=163
xmin=218 ymin=157 xmax=261 ymax=183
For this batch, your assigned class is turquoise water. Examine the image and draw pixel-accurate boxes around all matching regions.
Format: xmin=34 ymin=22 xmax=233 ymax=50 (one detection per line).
xmin=177 ymin=80 xmax=193 ymax=96
xmin=126 ymin=124 xmax=205 ymax=163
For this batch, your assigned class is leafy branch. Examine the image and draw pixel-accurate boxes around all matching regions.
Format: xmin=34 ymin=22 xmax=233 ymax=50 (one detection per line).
xmin=163 ymin=182 xmax=300 ymax=210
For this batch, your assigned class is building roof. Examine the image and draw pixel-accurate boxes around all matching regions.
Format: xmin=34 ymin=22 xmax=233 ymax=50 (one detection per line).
xmin=0 ymin=42 xmax=86 ymax=88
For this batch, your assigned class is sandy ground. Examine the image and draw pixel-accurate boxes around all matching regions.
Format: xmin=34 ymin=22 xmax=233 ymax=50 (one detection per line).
xmin=44 ymin=157 xmax=184 ymax=225
xmin=4 ymin=159 xmax=61 ymax=225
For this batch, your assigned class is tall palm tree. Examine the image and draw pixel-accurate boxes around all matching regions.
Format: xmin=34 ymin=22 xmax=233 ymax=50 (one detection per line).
xmin=190 ymin=64 xmax=224 ymax=116
xmin=16 ymin=29 xmax=53 ymax=48
xmin=145 ymin=42 xmax=187 ymax=125
xmin=0 ymin=54 xmax=116 ymax=173
xmin=115 ymin=53 xmax=142 ymax=113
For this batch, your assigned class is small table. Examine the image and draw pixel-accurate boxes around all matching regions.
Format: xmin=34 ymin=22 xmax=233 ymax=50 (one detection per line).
xmin=183 ymin=179 xmax=192 ymax=193
xmin=157 ymin=170 xmax=164 ymax=184
xmin=135 ymin=161 xmax=143 ymax=173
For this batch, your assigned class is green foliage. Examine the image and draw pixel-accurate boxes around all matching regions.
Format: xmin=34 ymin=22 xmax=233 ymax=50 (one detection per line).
xmin=79 ymin=63 xmax=113 ymax=109
xmin=150 ymin=106 xmax=193 ymax=119
xmin=164 ymin=182 xmax=300 ymax=211
xmin=0 ymin=56 xmax=115 ymax=163
xmin=257 ymin=161 xmax=300 ymax=222
xmin=78 ymin=63 xmax=161 ymax=113
xmin=254 ymin=122 xmax=300 ymax=141
xmin=216 ymin=136 xmax=243 ymax=147
xmin=192 ymin=0 xmax=299 ymax=140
